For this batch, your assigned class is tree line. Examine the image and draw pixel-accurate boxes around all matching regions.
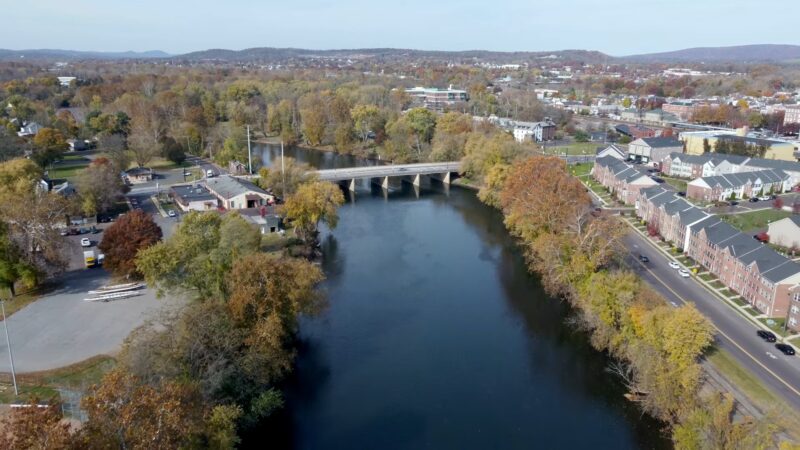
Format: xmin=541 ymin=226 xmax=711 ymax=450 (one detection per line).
xmin=477 ymin=155 xmax=779 ymax=448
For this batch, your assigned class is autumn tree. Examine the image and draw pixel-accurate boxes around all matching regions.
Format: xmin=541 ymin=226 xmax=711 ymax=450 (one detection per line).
xmin=136 ymin=212 xmax=260 ymax=298
xmin=99 ymin=209 xmax=162 ymax=277
xmin=403 ymin=107 xmax=437 ymax=157
xmin=77 ymin=370 xmax=205 ymax=449
xmin=98 ymin=133 xmax=131 ymax=171
xmin=31 ymin=128 xmax=67 ymax=167
xmin=351 ymin=104 xmax=381 ymax=144
xmin=256 ymin=157 xmax=317 ymax=198
xmin=284 ymin=181 xmax=345 ymax=245
xmin=0 ymin=159 xmax=70 ymax=277
xmin=76 ymin=158 xmax=127 ymax=216
xmin=0 ymin=401 xmax=74 ymax=449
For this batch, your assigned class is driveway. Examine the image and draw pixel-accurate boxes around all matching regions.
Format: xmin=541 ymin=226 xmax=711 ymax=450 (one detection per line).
xmin=0 ymin=268 xmax=181 ymax=373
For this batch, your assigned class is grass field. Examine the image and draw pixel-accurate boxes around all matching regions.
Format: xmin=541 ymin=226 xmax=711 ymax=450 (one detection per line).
xmin=542 ymin=141 xmax=598 ymax=156
xmin=720 ymin=209 xmax=792 ymax=232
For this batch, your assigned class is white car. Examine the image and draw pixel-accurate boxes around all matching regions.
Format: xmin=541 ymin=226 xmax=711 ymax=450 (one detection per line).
xmin=80 ymin=238 xmax=91 ymax=247
xmin=168 ymin=210 xmax=177 ymax=218
xmin=678 ymin=269 xmax=691 ymax=278
xmin=206 ymin=169 xmax=214 ymax=177
xmin=759 ymin=196 xmax=771 ymax=201
xmin=668 ymin=261 xmax=680 ymax=269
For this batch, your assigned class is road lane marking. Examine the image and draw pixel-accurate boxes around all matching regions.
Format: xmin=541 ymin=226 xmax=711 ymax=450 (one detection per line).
xmin=630 ymin=248 xmax=800 ymax=399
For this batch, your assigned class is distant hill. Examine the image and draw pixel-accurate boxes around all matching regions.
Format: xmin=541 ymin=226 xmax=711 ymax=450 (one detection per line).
xmin=0 ymin=49 xmax=171 ymax=61
xmin=175 ymin=47 xmax=612 ymax=64
xmin=623 ymin=44 xmax=800 ymax=63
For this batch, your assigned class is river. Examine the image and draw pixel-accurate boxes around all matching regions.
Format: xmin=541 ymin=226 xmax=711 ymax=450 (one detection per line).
xmin=254 ymin=144 xmax=670 ymax=449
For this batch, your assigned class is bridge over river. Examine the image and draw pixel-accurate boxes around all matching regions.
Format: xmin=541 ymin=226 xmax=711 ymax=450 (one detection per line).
xmin=314 ymin=162 xmax=461 ymax=191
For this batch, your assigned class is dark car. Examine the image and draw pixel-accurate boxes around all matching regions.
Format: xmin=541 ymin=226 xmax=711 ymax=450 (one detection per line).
xmin=775 ymin=343 xmax=796 ymax=356
xmin=638 ymin=254 xmax=649 ymax=263
xmin=650 ymin=176 xmax=665 ymax=183
xmin=677 ymin=191 xmax=686 ymax=197
xmin=748 ymin=197 xmax=759 ymax=203
xmin=757 ymin=330 xmax=777 ymax=342
xmin=728 ymin=201 xmax=739 ymax=206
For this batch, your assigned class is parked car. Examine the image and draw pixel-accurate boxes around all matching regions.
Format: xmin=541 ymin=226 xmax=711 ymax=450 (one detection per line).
xmin=776 ymin=343 xmax=796 ymax=356
xmin=67 ymin=228 xmax=79 ymax=236
xmin=79 ymin=227 xmax=90 ymax=234
xmin=206 ymin=169 xmax=215 ymax=177
xmin=638 ymin=254 xmax=649 ymax=263
xmin=59 ymin=228 xmax=69 ymax=236
xmin=754 ymin=232 xmax=770 ymax=243
xmin=759 ymin=196 xmax=771 ymax=201
xmin=80 ymin=238 xmax=91 ymax=247
xmin=168 ymin=210 xmax=177 ymax=218
xmin=728 ymin=201 xmax=739 ymax=206
xmin=748 ymin=197 xmax=759 ymax=203
xmin=668 ymin=261 xmax=680 ymax=269
xmin=757 ymin=330 xmax=777 ymax=342
xmin=678 ymin=268 xmax=691 ymax=278
xmin=677 ymin=191 xmax=686 ymax=197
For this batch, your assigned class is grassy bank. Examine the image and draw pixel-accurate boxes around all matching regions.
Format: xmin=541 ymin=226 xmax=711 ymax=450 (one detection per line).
xmin=0 ymin=356 xmax=115 ymax=404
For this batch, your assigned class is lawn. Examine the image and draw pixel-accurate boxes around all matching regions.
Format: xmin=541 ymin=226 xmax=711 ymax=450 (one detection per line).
xmin=699 ymin=273 xmax=715 ymax=282
xmin=709 ymin=280 xmax=726 ymax=290
xmin=0 ymin=356 xmax=115 ymax=404
xmin=543 ymin=141 xmax=598 ymax=156
xmin=720 ymin=209 xmax=793 ymax=232
xmin=148 ymin=158 xmax=192 ymax=170
xmin=47 ymin=164 xmax=87 ymax=181
xmin=661 ymin=176 xmax=688 ymax=192
xmin=568 ymin=162 xmax=593 ymax=177
xmin=730 ymin=296 xmax=747 ymax=307
xmin=719 ymin=288 xmax=737 ymax=298
xmin=758 ymin=317 xmax=788 ymax=336
xmin=744 ymin=307 xmax=761 ymax=317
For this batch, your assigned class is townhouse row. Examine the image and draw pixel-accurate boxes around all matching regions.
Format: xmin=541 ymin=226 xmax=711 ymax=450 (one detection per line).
xmin=636 ymin=186 xmax=800 ymax=329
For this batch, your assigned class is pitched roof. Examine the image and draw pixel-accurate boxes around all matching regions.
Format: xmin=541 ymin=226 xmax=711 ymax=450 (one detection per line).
xmin=205 ymin=175 xmax=269 ymax=200
xmin=697 ymin=169 xmax=788 ymax=189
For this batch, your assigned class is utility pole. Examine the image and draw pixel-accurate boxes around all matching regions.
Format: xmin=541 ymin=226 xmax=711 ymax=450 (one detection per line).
xmin=246 ymin=125 xmax=252 ymax=174
xmin=281 ymin=141 xmax=286 ymax=200
xmin=1 ymin=300 xmax=18 ymax=397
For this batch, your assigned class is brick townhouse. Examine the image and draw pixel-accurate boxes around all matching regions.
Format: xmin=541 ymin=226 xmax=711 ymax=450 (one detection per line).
xmin=636 ymin=189 xmax=800 ymax=321
xmin=789 ymin=285 xmax=800 ymax=330
xmin=684 ymin=217 xmax=800 ymax=318
xmin=592 ymin=156 xmax=658 ymax=205
xmin=686 ymin=169 xmax=791 ymax=202
xmin=636 ymin=186 xmax=708 ymax=249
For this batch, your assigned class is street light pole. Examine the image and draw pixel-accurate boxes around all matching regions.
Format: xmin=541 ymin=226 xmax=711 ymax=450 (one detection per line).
xmin=1 ymin=300 xmax=18 ymax=397
xmin=281 ymin=141 xmax=286 ymax=200
xmin=246 ymin=125 xmax=252 ymax=174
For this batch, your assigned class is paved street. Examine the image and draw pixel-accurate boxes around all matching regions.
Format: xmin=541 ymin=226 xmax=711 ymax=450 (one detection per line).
xmin=625 ymin=231 xmax=800 ymax=411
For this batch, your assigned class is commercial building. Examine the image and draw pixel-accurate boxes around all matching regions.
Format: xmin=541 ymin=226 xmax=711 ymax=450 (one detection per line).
xmin=170 ymin=184 xmax=217 ymax=212
xmin=204 ymin=175 xmax=275 ymax=210
xmin=680 ymin=130 xmax=798 ymax=161
xmin=405 ymin=86 xmax=469 ymax=110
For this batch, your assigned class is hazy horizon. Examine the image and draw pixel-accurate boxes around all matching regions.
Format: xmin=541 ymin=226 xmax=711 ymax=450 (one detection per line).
xmin=3 ymin=0 xmax=799 ymax=56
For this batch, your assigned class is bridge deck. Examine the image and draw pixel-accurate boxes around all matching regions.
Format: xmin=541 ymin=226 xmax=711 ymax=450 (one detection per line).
xmin=314 ymin=162 xmax=461 ymax=182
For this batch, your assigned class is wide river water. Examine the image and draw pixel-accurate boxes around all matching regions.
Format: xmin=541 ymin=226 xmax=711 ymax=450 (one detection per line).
xmin=254 ymin=144 xmax=670 ymax=449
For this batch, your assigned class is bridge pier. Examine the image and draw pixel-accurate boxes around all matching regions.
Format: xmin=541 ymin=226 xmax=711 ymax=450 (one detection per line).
xmin=413 ymin=173 xmax=421 ymax=187
xmin=348 ymin=178 xmax=356 ymax=192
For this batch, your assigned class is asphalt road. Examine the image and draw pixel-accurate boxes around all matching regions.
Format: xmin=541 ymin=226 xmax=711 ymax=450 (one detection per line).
xmin=625 ymin=231 xmax=800 ymax=411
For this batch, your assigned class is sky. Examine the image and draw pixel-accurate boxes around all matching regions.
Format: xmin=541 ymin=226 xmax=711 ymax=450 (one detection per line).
xmin=3 ymin=0 xmax=800 ymax=56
